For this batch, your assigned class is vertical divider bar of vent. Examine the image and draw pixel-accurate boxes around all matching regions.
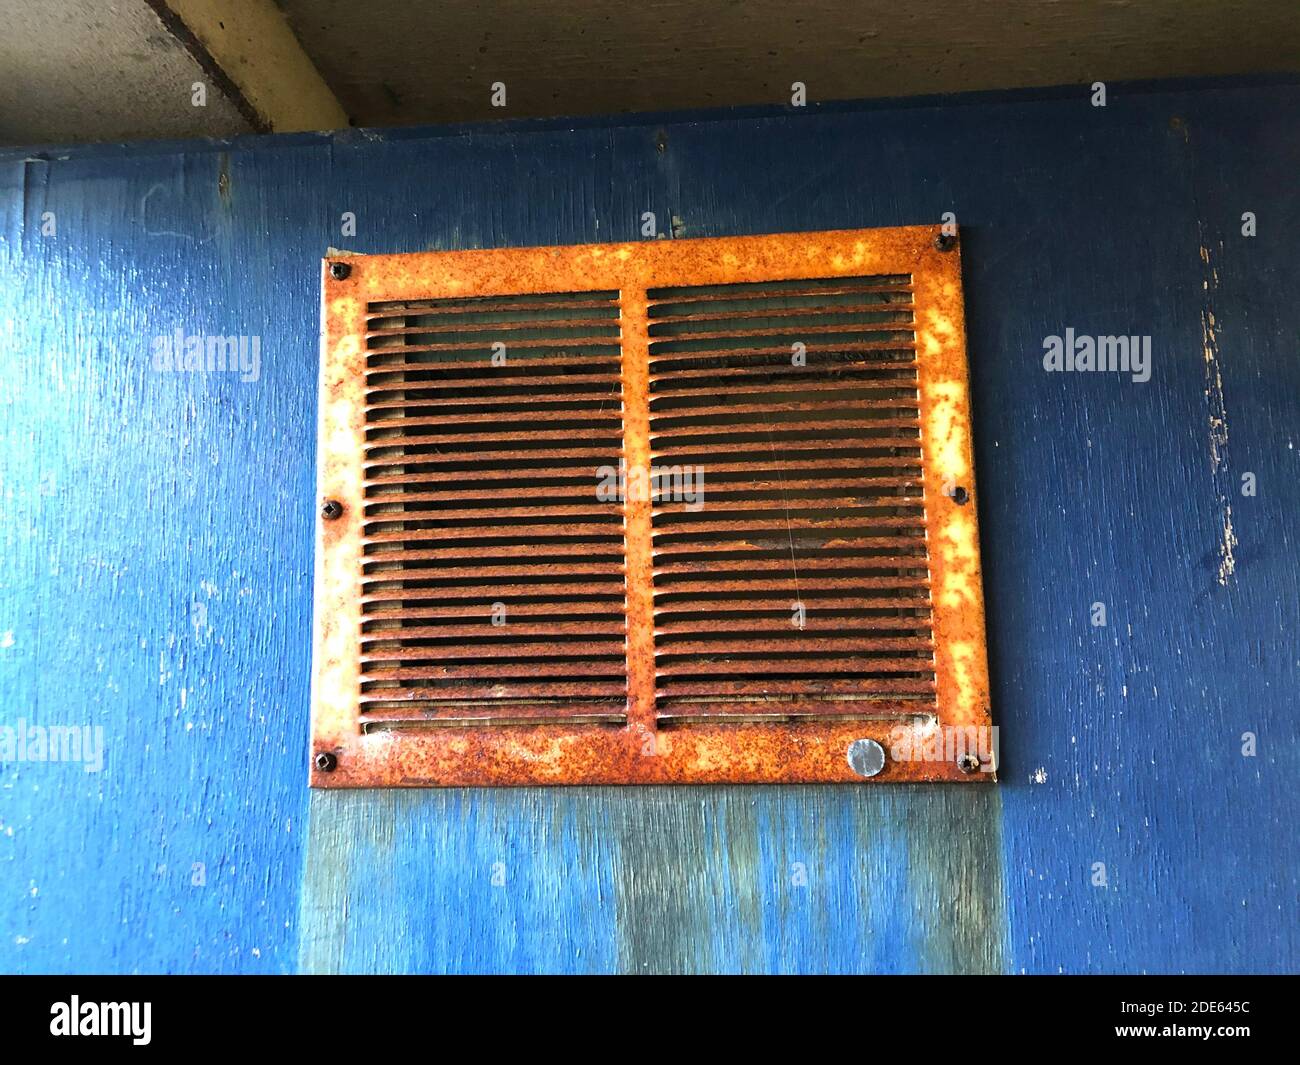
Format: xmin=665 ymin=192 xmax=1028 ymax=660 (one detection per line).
xmin=618 ymin=286 xmax=657 ymax=739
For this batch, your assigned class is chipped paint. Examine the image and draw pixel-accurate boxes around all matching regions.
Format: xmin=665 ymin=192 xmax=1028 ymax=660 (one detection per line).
xmin=1198 ymin=240 xmax=1236 ymax=586
xmin=1218 ymin=503 xmax=1238 ymax=584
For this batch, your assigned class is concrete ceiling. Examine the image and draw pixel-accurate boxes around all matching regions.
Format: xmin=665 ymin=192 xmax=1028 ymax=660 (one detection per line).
xmin=0 ymin=0 xmax=249 ymax=145
xmin=280 ymin=0 xmax=1300 ymax=127
xmin=2 ymin=0 xmax=1298 ymax=147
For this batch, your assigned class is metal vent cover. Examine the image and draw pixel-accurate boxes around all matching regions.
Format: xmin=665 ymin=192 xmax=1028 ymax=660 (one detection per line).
xmin=311 ymin=227 xmax=992 ymax=786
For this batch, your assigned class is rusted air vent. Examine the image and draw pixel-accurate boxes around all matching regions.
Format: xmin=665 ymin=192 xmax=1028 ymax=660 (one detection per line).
xmin=312 ymin=227 xmax=992 ymax=786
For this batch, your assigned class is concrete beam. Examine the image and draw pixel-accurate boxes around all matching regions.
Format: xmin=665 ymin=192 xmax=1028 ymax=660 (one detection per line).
xmin=146 ymin=0 xmax=348 ymax=133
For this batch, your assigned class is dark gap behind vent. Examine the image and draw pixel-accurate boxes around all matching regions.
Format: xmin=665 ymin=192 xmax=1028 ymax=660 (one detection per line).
xmin=358 ymin=290 xmax=629 ymax=728
xmin=645 ymin=275 xmax=935 ymax=723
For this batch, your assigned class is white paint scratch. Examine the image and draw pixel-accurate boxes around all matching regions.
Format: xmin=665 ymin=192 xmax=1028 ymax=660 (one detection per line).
xmin=1200 ymin=241 xmax=1236 ymax=587
xmin=1218 ymin=503 xmax=1237 ymax=584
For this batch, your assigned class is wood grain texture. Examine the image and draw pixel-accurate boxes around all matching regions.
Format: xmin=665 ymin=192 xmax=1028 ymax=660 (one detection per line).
xmin=0 ymin=77 xmax=1296 ymax=974
xmin=300 ymin=788 xmax=1005 ymax=974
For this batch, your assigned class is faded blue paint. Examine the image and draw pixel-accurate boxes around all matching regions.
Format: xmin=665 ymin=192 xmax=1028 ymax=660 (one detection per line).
xmin=0 ymin=77 xmax=1295 ymax=975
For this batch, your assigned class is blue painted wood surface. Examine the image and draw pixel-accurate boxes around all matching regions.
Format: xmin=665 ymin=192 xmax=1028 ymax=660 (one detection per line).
xmin=1 ymin=78 xmax=1296 ymax=974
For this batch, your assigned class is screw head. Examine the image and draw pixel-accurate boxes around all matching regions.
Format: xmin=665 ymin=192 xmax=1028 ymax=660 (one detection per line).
xmin=950 ymin=485 xmax=969 ymax=505
xmin=847 ymin=738 xmax=887 ymax=778
xmin=321 ymin=499 xmax=343 ymax=520
xmin=957 ymin=752 xmax=982 ymax=774
xmin=329 ymin=261 xmax=351 ymax=281
xmin=314 ymin=751 xmax=337 ymax=772
xmin=934 ymin=232 xmax=957 ymax=252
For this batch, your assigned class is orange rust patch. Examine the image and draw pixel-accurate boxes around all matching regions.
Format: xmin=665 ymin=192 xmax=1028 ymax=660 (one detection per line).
xmin=310 ymin=227 xmax=993 ymax=787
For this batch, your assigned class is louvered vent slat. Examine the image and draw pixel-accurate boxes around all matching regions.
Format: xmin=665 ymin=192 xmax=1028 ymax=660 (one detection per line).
xmin=357 ymin=290 xmax=628 ymax=728
xmin=646 ymin=276 xmax=936 ymax=722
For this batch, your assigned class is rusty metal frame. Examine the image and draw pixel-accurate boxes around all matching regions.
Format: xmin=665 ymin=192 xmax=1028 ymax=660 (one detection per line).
xmin=311 ymin=226 xmax=993 ymax=786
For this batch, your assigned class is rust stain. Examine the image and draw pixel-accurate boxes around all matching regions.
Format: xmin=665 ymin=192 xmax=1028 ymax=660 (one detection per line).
xmin=217 ymin=152 xmax=231 ymax=206
xmin=310 ymin=227 xmax=993 ymax=786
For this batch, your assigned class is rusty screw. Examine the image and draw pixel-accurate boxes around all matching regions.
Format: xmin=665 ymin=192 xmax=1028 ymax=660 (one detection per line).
xmin=950 ymin=485 xmax=969 ymax=505
xmin=957 ymin=752 xmax=981 ymax=774
xmin=329 ymin=261 xmax=351 ymax=281
xmin=322 ymin=499 xmax=343 ymax=520
xmin=314 ymin=751 xmax=337 ymax=772
xmin=934 ymin=232 xmax=957 ymax=252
